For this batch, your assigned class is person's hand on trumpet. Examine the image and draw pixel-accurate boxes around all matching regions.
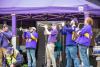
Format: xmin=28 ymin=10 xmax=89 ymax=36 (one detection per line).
xmin=24 ymin=29 xmax=28 ymax=32
xmin=61 ymin=22 xmax=65 ymax=27
xmin=0 ymin=29 xmax=4 ymax=33
xmin=44 ymin=24 xmax=48 ymax=29
xmin=77 ymin=31 xmax=81 ymax=36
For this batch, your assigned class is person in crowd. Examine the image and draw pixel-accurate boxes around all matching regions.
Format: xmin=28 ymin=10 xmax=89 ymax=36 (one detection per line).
xmin=3 ymin=47 xmax=24 ymax=67
xmin=44 ymin=24 xmax=58 ymax=67
xmin=0 ymin=24 xmax=12 ymax=48
xmin=76 ymin=17 xmax=93 ymax=67
xmin=60 ymin=18 xmax=80 ymax=67
xmin=0 ymin=24 xmax=12 ymax=67
xmin=54 ymin=26 xmax=63 ymax=67
xmin=54 ymin=39 xmax=62 ymax=67
xmin=18 ymin=27 xmax=23 ymax=45
xmin=23 ymin=27 xmax=38 ymax=67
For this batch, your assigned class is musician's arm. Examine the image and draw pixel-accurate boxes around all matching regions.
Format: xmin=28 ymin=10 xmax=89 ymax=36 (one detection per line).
xmin=60 ymin=26 xmax=74 ymax=35
xmin=23 ymin=32 xmax=27 ymax=39
xmin=79 ymin=26 xmax=88 ymax=35
xmin=60 ymin=26 xmax=67 ymax=35
xmin=44 ymin=28 xmax=51 ymax=35
xmin=66 ymin=27 xmax=74 ymax=32
xmin=30 ymin=33 xmax=38 ymax=42
xmin=3 ymin=31 xmax=12 ymax=39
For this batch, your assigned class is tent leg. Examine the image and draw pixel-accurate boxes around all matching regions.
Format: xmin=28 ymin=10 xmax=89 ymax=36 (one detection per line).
xmin=11 ymin=14 xmax=16 ymax=49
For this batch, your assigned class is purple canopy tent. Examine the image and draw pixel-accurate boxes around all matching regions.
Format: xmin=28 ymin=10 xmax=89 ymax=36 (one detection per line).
xmin=0 ymin=0 xmax=100 ymax=48
xmin=0 ymin=0 xmax=100 ymax=13
xmin=0 ymin=0 xmax=100 ymax=21
xmin=0 ymin=0 xmax=100 ymax=14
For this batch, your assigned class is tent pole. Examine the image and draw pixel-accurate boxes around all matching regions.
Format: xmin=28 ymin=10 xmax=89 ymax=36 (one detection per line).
xmin=11 ymin=13 xmax=17 ymax=49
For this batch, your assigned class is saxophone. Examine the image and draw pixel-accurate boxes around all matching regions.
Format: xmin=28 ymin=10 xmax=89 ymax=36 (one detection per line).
xmin=72 ymin=31 xmax=78 ymax=41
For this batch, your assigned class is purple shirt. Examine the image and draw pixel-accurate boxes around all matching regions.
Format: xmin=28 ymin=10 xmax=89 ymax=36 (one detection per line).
xmin=76 ymin=25 xmax=93 ymax=46
xmin=1 ymin=31 xmax=12 ymax=48
xmin=48 ymin=29 xmax=58 ymax=43
xmin=60 ymin=26 xmax=76 ymax=46
xmin=24 ymin=31 xmax=38 ymax=49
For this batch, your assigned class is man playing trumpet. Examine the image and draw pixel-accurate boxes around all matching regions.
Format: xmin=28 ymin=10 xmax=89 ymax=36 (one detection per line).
xmin=44 ymin=24 xmax=58 ymax=67
xmin=23 ymin=27 xmax=38 ymax=67
xmin=60 ymin=18 xmax=80 ymax=67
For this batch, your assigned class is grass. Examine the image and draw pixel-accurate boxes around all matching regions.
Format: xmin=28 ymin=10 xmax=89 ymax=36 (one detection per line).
xmin=21 ymin=64 xmax=28 ymax=67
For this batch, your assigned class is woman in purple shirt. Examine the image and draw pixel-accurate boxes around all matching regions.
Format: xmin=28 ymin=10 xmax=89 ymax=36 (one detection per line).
xmin=76 ymin=17 xmax=93 ymax=67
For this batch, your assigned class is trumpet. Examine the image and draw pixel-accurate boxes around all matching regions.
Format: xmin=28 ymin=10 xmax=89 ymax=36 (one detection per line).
xmin=19 ymin=27 xmax=29 ymax=32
